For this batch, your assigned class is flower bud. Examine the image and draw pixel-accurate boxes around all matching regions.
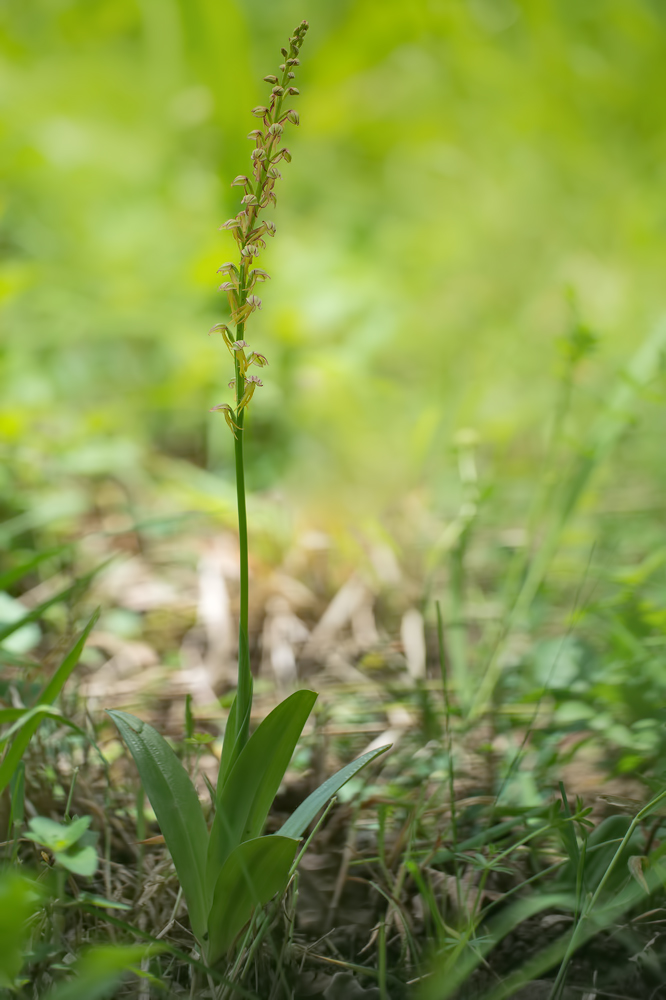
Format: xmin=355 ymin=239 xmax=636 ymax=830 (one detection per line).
xmin=286 ymin=58 xmax=300 ymax=67
xmin=251 ymin=147 xmax=266 ymax=161
xmin=218 ymin=281 xmax=237 ymax=292
xmin=231 ymin=340 xmax=248 ymax=351
xmin=286 ymin=87 xmax=300 ymax=96
xmin=241 ymin=244 xmax=260 ymax=257
xmin=263 ymin=74 xmax=279 ymax=84
xmin=280 ymin=47 xmax=288 ymax=57
xmin=268 ymin=166 xmax=282 ymax=179
xmin=247 ymin=129 xmax=263 ymax=141
xmin=264 ymin=221 xmax=276 ymax=236
xmin=231 ymin=175 xmax=250 ymax=187
xmin=268 ymin=122 xmax=283 ymax=136
xmin=209 ymin=322 xmax=232 ymax=337
xmin=286 ymin=110 xmax=299 ymax=125
xmin=287 ymin=72 xmax=295 ymax=80
xmin=251 ymin=106 xmax=269 ymax=118
xmin=271 ymin=86 xmax=285 ymax=97
xmin=220 ymin=218 xmax=241 ymax=231
xmin=241 ymin=193 xmax=258 ymax=205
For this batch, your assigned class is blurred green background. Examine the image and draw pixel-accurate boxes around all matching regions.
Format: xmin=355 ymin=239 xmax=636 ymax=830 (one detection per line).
xmin=1 ymin=0 xmax=665 ymax=533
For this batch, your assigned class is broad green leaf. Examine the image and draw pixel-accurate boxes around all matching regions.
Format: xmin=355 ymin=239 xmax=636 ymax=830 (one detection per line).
xmin=42 ymin=945 xmax=161 ymax=1000
xmin=278 ymin=744 xmax=391 ymax=839
xmin=26 ymin=815 xmax=91 ymax=852
xmin=0 ymin=608 xmax=100 ymax=797
xmin=208 ymin=690 xmax=316 ymax=880
xmin=206 ymin=835 xmax=298 ymax=966
xmin=107 ymin=710 xmax=209 ymax=944
xmin=54 ymin=845 xmax=99 ymax=877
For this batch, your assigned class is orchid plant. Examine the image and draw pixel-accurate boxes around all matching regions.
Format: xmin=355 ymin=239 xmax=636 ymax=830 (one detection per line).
xmin=109 ymin=22 xmax=389 ymax=971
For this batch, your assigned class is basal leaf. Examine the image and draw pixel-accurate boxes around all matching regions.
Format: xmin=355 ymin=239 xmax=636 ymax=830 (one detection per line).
xmin=278 ymin=744 xmax=391 ymax=839
xmin=208 ymin=690 xmax=316 ymax=881
xmin=206 ymin=835 xmax=298 ymax=966
xmin=107 ymin=710 xmax=209 ymax=945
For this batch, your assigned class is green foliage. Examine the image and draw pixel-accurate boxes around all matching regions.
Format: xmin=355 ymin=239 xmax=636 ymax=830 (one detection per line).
xmin=41 ymin=945 xmax=162 ymax=1000
xmin=110 ymin=699 xmax=389 ymax=965
xmin=0 ymin=608 xmax=100 ymax=798
xmin=0 ymin=871 xmax=42 ymax=989
xmin=2 ymin=1 xmax=665 ymax=517
xmin=25 ymin=815 xmax=99 ymax=877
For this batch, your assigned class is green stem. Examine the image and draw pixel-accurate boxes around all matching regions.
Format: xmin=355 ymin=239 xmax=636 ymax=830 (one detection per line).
xmin=233 ymin=315 xmax=252 ymax=749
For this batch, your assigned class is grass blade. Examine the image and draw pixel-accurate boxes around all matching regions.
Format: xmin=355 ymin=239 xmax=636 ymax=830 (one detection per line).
xmin=0 ymin=608 xmax=100 ymax=797
xmin=0 ymin=545 xmax=69 ymax=592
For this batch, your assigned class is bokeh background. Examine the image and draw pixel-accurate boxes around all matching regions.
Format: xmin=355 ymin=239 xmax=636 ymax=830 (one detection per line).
xmin=2 ymin=0 xmax=666 ymax=542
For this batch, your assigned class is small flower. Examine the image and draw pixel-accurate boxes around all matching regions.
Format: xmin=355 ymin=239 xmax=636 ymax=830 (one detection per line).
xmin=246 ymin=295 xmax=262 ymax=310
xmin=247 ymin=129 xmax=263 ymax=141
xmin=268 ymin=123 xmax=283 ymax=136
xmin=232 ymin=340 xmax=248 ymax=351
xmin=248 ymin=352 xmax=268 ymax=368
xmin=209 ymin=322 xmax=231 ymax=337
xmin=248 ymin=268 xmax=271 ymax=283
xmin=245 ymin=375 xmax=263 ymax=386
xmin=231 ymin=175 xmax=250 ymax=187
xmin=209 ymin=403 xmax=242 ymax=437
xmin=251 ymin=106 xmax=269 ymax=118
